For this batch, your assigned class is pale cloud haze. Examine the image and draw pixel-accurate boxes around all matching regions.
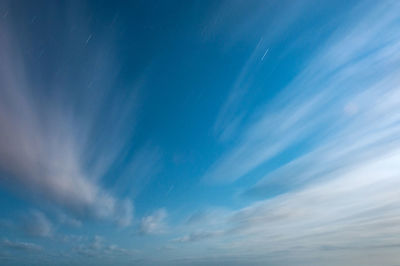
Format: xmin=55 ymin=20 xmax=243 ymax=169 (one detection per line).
xmin=1 ymin=0 xmax=400 ymax=265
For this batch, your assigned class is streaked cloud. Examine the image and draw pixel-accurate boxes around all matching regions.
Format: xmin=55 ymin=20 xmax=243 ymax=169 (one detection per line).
xmin=170 ymin=1 xmax=400 ymax=264
xmin=173 ymin=230 xmax=223 ymax=243
xmin=204 ymin=1 xmax=400 ymax=184
xmin=58 ymin=213 xmax=82 ymax=228
xmin=2 ymin=239 xmax=42 ymax=252
xmin=0 ymin=2 xmax=156 ymax=227
xmin=20 ymin=210 xmax=53 ymax=238
xmin=139 ymin=208 xmax=168 ymax=235
xmin=1 ymin=0 xmax=400 ymax=265
xmin=175 ymin=151 xmax=400 ymax=264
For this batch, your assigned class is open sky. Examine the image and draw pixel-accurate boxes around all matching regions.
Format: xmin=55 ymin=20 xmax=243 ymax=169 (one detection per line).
xmin=1 ymin=0 xmax=400 ymax=265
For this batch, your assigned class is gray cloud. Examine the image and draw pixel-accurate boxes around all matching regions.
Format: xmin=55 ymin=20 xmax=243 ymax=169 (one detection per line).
xmin=0 ymin=1 xmax=163 ymax=227
xmin=20 ymin=210 xmax=53 ymax=238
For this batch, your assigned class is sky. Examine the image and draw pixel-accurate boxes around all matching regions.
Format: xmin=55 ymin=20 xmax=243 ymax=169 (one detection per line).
xmin=1 ymin=0 xmax=400 ymax=265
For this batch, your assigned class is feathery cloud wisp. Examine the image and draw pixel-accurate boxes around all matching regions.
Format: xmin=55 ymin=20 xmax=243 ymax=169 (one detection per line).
xmin=204 ymin=1 xmax=400 ymax=184
xmin=0 ymin=3 xmax=145 ymax=226
xmin=139 ymin=208 xmax=168 ymax=235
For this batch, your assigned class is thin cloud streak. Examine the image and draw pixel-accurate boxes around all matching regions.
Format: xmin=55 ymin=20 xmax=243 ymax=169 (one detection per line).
xmin=2 ymin=239 xmax=42 ymax=252
xmin=204 ymin=1 xmax=400 ymax=184
xmin=139 ymin=208 xmax=168 ymax=235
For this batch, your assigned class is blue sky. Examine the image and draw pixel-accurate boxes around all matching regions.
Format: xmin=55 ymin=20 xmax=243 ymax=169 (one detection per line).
xmin=1 ymin=0 xmax=400 ymax=265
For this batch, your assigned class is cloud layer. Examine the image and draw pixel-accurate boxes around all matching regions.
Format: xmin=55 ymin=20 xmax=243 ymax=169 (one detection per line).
xmin=174 ymin=1 xmax=400 ymax=264
xmin=0 ymin=2 xmax=138 ymax=226
xmin=1 ymin=1 xmax=400 ymax=265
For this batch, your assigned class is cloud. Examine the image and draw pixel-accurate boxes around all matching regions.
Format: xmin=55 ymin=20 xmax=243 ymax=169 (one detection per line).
xmin=114 ymin=199 xmax=134 ymax=227
xmin=20 ymin=210 xmax=53 ymax=238
xmin=74 ymin=235 xmax=136 ymax=258
xmin=2 ymin=239 xmax=42 ymax=252
xmin=171 ymin=209 xmax=231 ymax=244
xmin=230 ymin=152 xmax=400 ymax=254
xmin=0 ymin=2 xmax=142 ymax=227
xmin=210 ymin=0 xmax=318 ymax=142
xmin=174 ymin=150 xmax=400 ymax=264
xmin=204 ymin=0 xmax=400 ymax=184
xmin=173 ymin=230 xmax=223 ymax=243
xmin=112 ymin=145 xmax=162 ymax=199
xmin=139 ymin=208 xmax=168 ymax=235
xmin=185 ymin=208 xmax=230 ymax=227
xmin=1 ymin=210 xmax=55 ymax=238
xmin=171 ymin=2 xmax=400 ymax=264
xmin=58 ymin=213 xmax=82 ymax=228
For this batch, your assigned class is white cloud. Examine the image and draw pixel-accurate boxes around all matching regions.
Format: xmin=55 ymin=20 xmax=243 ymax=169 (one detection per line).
xmin=204 ymin=1 xmax=400 ymax=183
xmin=174 ymin=150 xmax=400 ymax=264
xmin=139 ymin=208 xmax=168 ymax=235
xmin=2 ymin=239 xmax=42 ymax=252
xmin=74 ymin=235 xmax=135 ymax=258
xmin=114 ymin=199 xmax=134 ymax=227
xmin=112 ymin=145 xmax=162 ymax=198
xmin=173 ymin=230 xmax=223 ymax=243
xmin=171 ymin=2 xmax=400 ymax=265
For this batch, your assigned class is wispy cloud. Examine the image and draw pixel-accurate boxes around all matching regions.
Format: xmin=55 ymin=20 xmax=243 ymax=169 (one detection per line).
xmin=175 ymin=151 xmax=400 ymax=264
xmin=58 ymin=213 xmax=82 ymax=228
xmin=204 ymin=1 xmax=400 ymax=184
xmin=2 ymin=239 xmax=42 ymax=252
xmin=1 ymin=210 xmax=54 ymax=238
xmin=73 ymin=235 xmax=138 ymax=259
xmin=170 ymin=1 xmax=400 ymax=264
xmin=20 ymin=210 xmax=53 ymax=238
xmin=1 ymin=0 xmax=400 ymax=265
xmin=0 ymin=2 xmax=160 ymax=227
xmin=173 ymin=230 xmax=223 ymax=243
xmin=112 ymin=144 xmax=162 ymax=199
xmin=139 ymin=208 xmax=168 ymax=235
